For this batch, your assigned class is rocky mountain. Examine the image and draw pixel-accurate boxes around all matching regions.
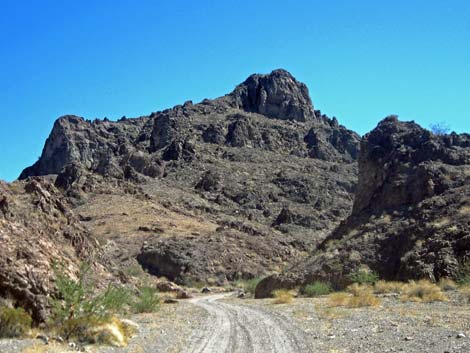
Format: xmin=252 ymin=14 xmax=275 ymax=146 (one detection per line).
xmin=17 ymin=69 xmax=360 ymax=286
xmin=256 ymin=116 xmax=470 ymax=297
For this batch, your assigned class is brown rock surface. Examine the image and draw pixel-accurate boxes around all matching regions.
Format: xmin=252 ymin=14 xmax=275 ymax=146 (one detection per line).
xmin=0 ymin=179 xmax=99 ymax=321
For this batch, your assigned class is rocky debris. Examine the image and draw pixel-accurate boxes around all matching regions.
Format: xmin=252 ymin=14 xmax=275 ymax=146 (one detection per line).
xmin=256 ymin=117 xmax=470 ymax=297
xmin=156 ymin=280 xmax=191 ymax=299
xmin=0 ymin=179 xmax=99 ymax=322
xmin=225 ymin=114 xmax=263 ymax=148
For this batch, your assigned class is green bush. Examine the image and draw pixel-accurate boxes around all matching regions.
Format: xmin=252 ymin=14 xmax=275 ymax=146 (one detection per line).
xmin=131 ymin=286 xmax=160 ymax=313
xmin=302 ymin=281 xmax=332 ymax=297
xmin=50 ymin=262 xmax=132 ymax=339
xmin=457 ymin=261 xmax=470 ymax=285
xmin=0 ymin=307 xmax=32 ymax=338
xmin=235 ymin=278 xmax=262 ymax=294
xmin=349 ymin=270 xmax=379 ymax=285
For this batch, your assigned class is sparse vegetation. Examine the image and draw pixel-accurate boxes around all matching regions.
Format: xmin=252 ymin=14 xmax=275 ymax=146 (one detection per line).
xmin=328 ymin=284 xmax=380 ymax=308
xmin=131 ymin=286 xmax=160 ymax=313
xmin=400 ymin=280 xmax=448 ymax=303
xmin=301 ymin=281 xmax=332 ymax=297
xmin=438 ymin=278 xmax=457 ymax=291
xmin=49 ymin=262 xmax=135 ymax=344
xmin=349 ymin=269 xmax=379 ymax=285
xmin=272 ymin=290 xmax=293 ymax=304
xmin=458 ymin=285 xmax=470 ymax=303
xmin=373 ymin=280 xmax=406 ymax=294
xmin=235 ymin=277 xmax=262 ymax=295
xmin=0 ymin=306 xmax=32 ymax=338
xmin=456 ymin=260 xmax=470 ymax=285
xmin=429 ymin=122 xmax=450 ymax=135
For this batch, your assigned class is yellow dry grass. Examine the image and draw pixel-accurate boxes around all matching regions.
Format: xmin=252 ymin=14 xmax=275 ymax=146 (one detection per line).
xmin=373 ymin=280 xmax=406 ymax=294
xmin=400 ymin=280 xmax=448 ymax=303
xmin=272 ymin=289 xmax=293 ymax=304
xmin=438 ymin=278 xmax=457 ymax=291
xmin=458 ymin=285 xmax=470 ymax=303
xmin=328 ymin=285 xmax=381 ymax=308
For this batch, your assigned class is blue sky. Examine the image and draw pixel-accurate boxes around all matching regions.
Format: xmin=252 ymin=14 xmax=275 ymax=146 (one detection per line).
xmin=1 ymin=1 xmax=469 ymax=181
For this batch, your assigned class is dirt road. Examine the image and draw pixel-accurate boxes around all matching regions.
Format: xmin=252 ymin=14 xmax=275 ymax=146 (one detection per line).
xmin=183 ymin=294 xmax=313 ymax=353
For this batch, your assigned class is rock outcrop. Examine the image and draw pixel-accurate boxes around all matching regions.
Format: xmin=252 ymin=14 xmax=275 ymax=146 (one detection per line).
xmin=255 ymin=116 xmax=470 ymax=297
xmin=0 ymin=179 xmax=99 ymax=321
xmin=18 ymin=69 xmax=360 ymax=286
xmin=227 ymin=69 xmax=315 ymax=122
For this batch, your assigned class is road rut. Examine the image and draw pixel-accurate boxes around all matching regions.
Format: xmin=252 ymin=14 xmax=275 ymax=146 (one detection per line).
xmin=183 ymin=294 xmax=313 ymax=353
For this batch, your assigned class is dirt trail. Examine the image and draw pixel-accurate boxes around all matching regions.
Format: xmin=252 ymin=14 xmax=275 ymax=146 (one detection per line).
xmin=183 ymin=293 xmax=313 ymax=353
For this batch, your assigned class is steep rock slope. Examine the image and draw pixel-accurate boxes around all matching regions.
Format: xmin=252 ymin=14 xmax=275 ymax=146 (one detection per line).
xmin=19 ymin=69 xmax=360 ymax=285
xmin=0 ymin=178 xmax=99 ymax=321
xmin=256 ymin=116 xmax=470 ymax=297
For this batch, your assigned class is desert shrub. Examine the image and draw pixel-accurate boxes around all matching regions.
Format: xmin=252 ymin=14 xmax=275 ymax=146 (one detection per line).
xmin=235 ymin=278 xmax=262 ymax=295
xmin=272 ymin=290 xmax=293 ymax=304
xmin=429 ymin=122 xmax=450 ymax=135
xmin=347 ymin=290 xmax=380 ymax=308
xmin=373 ymin=280 xmax=406 ymax=294
xmin=328 ymin=286 xmax=380 ymax=308
xmin=400 ymin=280 xmax=447 ymax=303
xmin=456 ymin=261 xmax=470 ymax=285
xmin=458 ymin=285 xmax=470 ymax=303
xmin=438 ymin=278 xmax=457 ymax=291
xmin=50 ymin=263 xmax=132 ymax=340
xmin=0 ymin=307 xmax=32 ymax=338
xmin=349 ymin=270 xmax=379 ymax=285
xmin=125 ymin=264 xmax=145 ymax=278
xmin=131 ymin=286 xmax=160 ymax=313
xmin=302 ymin=281 xmax=332 ymax=297
xmin=327 ymin=292 xmax=350 ymax=307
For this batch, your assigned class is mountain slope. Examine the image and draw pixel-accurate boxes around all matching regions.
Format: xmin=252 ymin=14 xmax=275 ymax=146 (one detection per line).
xmin=19 ymin=69 xmax=360 ymax=285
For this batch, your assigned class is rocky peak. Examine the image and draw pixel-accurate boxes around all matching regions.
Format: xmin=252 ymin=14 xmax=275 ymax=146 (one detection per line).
xmin=228 ymin=69 xmax=315 ymax=122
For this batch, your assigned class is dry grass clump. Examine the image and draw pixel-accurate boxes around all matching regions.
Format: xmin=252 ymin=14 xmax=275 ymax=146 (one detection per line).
xmin=327 ymin=285 xmax=380 ymax=308
xmin=373 ymin=280 xmax=406 ymax=294
xmin=272 ymin=290 xmax=293 ymax=304
xmin=458 ymin=285 xmax=470 ymax=303
xmin=438 ymin=278 xmax=457 ymax=291
xmin=327 ymin=292 xmax=350 ymax=307
xmin=400 ymin=280 xmax=448 ymax=303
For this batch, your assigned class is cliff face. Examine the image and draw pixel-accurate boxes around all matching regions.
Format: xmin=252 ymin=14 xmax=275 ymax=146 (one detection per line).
xmin=18 ymin=69 xmax=360 ymax=286
xmin=256 ymin=117 xmax=470 ymax=297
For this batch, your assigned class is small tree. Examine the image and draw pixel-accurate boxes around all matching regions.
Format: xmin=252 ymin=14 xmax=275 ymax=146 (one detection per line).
xmin=429 ymin=122 xmax=450 ymax=136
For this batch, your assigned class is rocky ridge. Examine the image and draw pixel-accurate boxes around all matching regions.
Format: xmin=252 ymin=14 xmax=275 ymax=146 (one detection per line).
xmin=256 ymin=116 xmax=470 ymax=297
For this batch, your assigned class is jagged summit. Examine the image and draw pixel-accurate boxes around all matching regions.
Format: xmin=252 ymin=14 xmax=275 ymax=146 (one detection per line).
xmin=227 ymin=69 xmax=315 ymax=122
xmin=20 ymin=70 xmax=359 ymax=180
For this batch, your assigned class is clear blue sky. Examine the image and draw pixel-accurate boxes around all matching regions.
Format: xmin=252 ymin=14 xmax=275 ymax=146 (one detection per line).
xmin=1 ymin=1 xmax=469 ymax=181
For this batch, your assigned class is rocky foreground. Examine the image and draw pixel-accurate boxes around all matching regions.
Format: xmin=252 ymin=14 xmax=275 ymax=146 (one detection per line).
xmin=0 ymin=292 xmax=468 ymax=353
